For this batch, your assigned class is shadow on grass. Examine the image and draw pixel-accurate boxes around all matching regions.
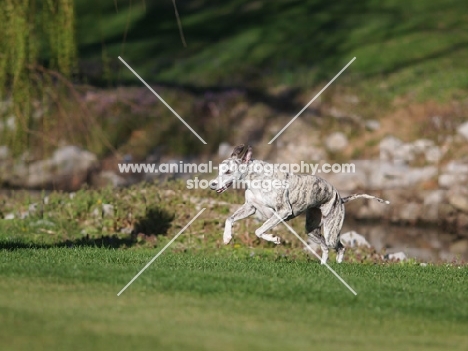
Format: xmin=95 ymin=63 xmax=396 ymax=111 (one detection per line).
xmin=0 ymin=206 xmax=175 ymax=250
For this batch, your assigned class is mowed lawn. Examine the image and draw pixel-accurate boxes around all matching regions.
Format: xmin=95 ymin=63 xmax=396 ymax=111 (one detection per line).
xmin=0 ymin=247 xmax=467 ymax=351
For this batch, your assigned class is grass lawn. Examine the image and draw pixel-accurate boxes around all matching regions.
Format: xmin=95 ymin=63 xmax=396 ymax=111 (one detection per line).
xmin=0 ymin=246 xmax=467 ymax=351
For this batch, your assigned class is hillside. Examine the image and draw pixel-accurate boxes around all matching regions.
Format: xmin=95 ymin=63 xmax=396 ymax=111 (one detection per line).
xmin=75 ymin=0 xmax=468 ymax=102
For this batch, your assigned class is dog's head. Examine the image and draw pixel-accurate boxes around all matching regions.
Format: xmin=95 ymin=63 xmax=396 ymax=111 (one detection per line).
xmin=209 ymin=144 xmax=252 ymax=193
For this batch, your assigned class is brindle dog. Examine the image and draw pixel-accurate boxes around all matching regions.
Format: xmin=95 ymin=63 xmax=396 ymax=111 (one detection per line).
xmin=209 ymin=144 xmax=389 ymax=264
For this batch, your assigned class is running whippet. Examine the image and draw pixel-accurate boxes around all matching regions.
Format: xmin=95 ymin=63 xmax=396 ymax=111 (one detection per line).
xmin=209 ymin=144 xmax=389 ymax=264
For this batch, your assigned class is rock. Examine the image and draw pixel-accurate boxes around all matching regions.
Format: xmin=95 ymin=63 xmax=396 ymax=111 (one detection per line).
xmin=424 ymin=146 xmax=442 ymax=163
xmin=0 ymin=146 xmax=9 ymax=160
xmin=328 ymin=107 xmax=346 ymax=118
xmin=365 ymin=120 xmax=380 ymax=131
xmin=323 ymin=170 xmax=367 ymax=192
xmin=325 ymin=160 xmax=438 ymax=191
xmin=356 ymin=197 xmax=390 ymax=220
xmin=394 ymin=143 xmax=416 ymax=162
xmin=340 ymin=231 xmax=371 ymax=248
xmin=28 ymin=203 xmax=39 ymax=214
xmin=444 ymin=160 xmax=468 ymax=174
xmin=448 ymin=191 xmax=468 ymax=213
xmin=412 ymin=139 xmax=434 ymax=152
xmin=91 ymin=207 xmax=101 ymax=218
xmin=457 ymin=213 xmax=468 ymax=230
xmin=218 ymin=142 xmax=232 ymax=158
xmin=367 ymin=160 xmax=437 ymax=189
xmin=449 ymin=240 xmax=468 ymax=254
xmin=379 ymin=136 xmax=404 ymax=161
xmin=52 ymin=146 xmax=97 ymax=172
xmin=0 ymin=98 xmax=12 ymax=114
xmin=385 ymin=252 xmax=407 ymax=261
xmin=4 ymin=213 xmax=15 ymax=220
xmin=423 ymin=190 xmax=446 ymax=206
xmin=440 ymin=161 xmax=468 ymax=187
xmin=380 ymin=137 xmax=439 ymax=164
xmin=402 ymin=166 xmax=438 ymax=186
xmin=343 ymin=95 xmax=360 ymax=104
xmin=96 ymin=171 xmax=128 ymax=187
xmin=421 ymin=204 xmax=439 ymax=222
xmin=439 ymin=174 xmax=468 ymax=188
xmin=8 ymin=146 xmax=98 ymax=190
xmin=102 ymin=204 xmax=114 ymax=218
xmin=457 ymin=121 xmax=468 ymax=140
xmin=284 ymin=143 xmax=326 ymax=163
xmin=398 ymin=203 xmax=421 ymax=221
xmin=5 ymin=116 xmax=16 ymax=131
xmin=324 ymin=132 xmax=348 ymax=153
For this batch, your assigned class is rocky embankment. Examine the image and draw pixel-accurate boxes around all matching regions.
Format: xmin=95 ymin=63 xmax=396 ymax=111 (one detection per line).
xmin=1 ymin=88 xmax=467 ymax=239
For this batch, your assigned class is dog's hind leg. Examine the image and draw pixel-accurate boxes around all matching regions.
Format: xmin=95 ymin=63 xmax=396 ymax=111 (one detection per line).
xmin=336 ymin=240 xmax=345 ymax=263
xmin=254 ymin=206 xmax=292 ymax=245
xmin=320 ymin=198 xmax=345 ymax=264
xmin=305 ymin=207 xmax=322 ymax=246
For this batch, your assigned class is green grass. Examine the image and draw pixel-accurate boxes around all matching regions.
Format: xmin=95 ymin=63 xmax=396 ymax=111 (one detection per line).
xmin=75 ymin=0 xmax=468 ymax=101
xmin=1 ymin=184 xmax=467 ymax=350
xmin=0 ymin=246 xmax=467 ymax=351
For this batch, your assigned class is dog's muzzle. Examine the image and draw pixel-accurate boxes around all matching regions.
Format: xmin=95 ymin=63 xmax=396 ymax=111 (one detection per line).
xmin=209 ymin=179 xmax=233 ymax=193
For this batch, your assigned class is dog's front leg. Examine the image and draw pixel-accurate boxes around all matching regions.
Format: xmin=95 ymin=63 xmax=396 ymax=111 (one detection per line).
xmin=223 ymin=203 xmax=256 ymax=244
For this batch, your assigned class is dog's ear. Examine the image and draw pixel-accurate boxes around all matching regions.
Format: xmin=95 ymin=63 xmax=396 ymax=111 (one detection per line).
xmin=231 ymin=144 xmax=246 ymax=158
xmin=241 ymin=145 xmax=252 ymax=163
xmin=231 ymin=144 xmax=252 ymax=163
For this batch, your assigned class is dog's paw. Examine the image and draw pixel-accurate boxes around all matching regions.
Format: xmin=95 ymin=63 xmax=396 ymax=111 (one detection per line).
xmin=223 ymin=236 xmax=232 ymax=245
xmin=273 ymin=236 xmax=281 ymax=245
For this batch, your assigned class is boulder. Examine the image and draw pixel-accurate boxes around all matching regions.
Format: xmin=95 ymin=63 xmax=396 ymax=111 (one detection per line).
xmin=448 ymin=189 xmax=468 ymax=213
xmin=412 ymin=139 xmax=434 ymax=152
xmin=385 ymin=251 xmax=407 ymax=261
xmin=218 ymin=142 xmax=232 ymax=158
xmin=457 ymin=121 xmax=468 ymax=140
xmin=379 ymin=136 xmax=404 ymax=162
xmin=444 ymin=160 xmax=468 ymax=174
xmin=449 ymin=240 xmax=468 ymax=254
xmin=423 ymin=190 xmax=446 ymax=206
xmin=94 ymin=171 xmax=128 ymax=187
xmin=324 ymin=132 xmax=348 ymax=153
xmin=340 ymin=231 xmax=371 ymax=248
xmin=424 ymin=146 xmax=442 ymax=163
xmin=398 ymin=203 xmax=422 ymax=221
xmin=0 ymin=146 xmax=9 ymax=160
xmin=8 ymin=146 xmax=98 ymax=190
xmin=365 ymin=120 xmax=380 ymax=131
xmin=439 ymin=174 xmax=468 ymax=188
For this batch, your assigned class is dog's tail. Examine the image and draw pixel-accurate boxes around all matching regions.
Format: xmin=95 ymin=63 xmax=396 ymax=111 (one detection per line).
xmin=341 ymin=194 xmax=390 ymax=205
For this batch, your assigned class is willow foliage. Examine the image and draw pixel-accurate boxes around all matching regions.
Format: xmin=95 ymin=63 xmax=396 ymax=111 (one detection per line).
xmin=0 ymin=0 xmax=76 ymax=154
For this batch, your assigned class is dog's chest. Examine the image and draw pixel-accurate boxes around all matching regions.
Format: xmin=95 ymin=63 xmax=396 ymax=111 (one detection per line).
xmin=245 ymin=187 xmax=277 ymax=209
